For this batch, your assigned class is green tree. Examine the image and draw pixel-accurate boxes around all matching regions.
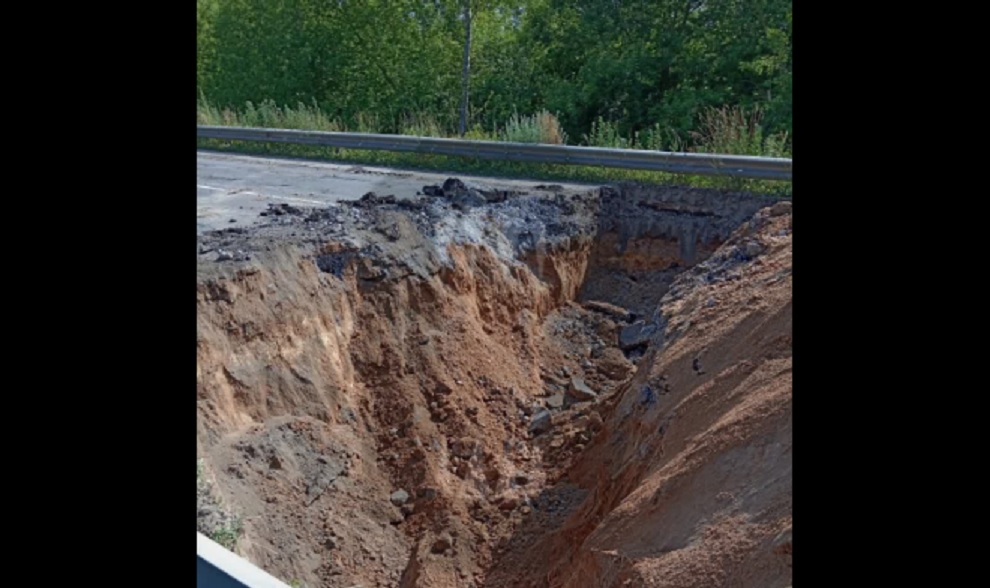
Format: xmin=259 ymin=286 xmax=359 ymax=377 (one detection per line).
xmin=457 ymin=0 xmax=516 ymax=135
xmin=196 ymin=0 xmax=792 ymax=145
xmin=197 ymin=0 xmax=219 ymax=91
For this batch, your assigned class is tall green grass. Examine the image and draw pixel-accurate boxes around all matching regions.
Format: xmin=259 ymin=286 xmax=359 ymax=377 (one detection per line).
xmin=692 ymin=105 xmax=791 ymax=158
xmin=500 ymin=110 xmax=569 ymax=144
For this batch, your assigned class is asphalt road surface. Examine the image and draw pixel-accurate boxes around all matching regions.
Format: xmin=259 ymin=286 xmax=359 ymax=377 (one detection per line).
xmin=197 ymin=151 xmax=595 ymax=234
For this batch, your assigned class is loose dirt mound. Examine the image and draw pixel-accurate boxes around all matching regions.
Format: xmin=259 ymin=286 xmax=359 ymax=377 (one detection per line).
xmin=196 ymin=181 xmax=791 ymax=588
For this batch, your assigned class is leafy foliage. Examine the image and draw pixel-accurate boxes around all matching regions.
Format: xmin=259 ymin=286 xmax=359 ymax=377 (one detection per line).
xmin=197 ymin=0 xmax=792 ymax=151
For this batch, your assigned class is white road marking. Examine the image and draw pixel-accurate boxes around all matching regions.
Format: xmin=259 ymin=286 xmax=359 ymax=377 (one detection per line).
xmin=267 ymin=194 xmax=329 ymax=206
xmin=202 ymin=183 xmax=328 ymax=207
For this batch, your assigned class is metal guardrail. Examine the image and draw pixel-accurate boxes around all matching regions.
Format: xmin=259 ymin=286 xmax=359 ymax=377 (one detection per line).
xmin=198 ymin=532 xmax=291 ymax=588
xmin=197 ymin=125 xmax=792 ymax=181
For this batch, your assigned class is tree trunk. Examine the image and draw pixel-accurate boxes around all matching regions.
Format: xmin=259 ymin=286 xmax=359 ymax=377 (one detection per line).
xmin=459 ymin=2 xmax=472 ymax=136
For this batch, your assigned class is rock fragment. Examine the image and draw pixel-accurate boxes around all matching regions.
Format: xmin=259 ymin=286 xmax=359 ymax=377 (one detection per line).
xmin=567 ymin=377 xmax=597 ymax=402
xmin=529 ymin=409 xmax=552 ymax=435
xmin=389 ymin=489 xmax=409 ymax=506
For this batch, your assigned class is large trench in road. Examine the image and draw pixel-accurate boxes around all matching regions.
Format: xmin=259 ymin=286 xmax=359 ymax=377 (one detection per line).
xmin=196 ymin=179 xmax=793 ymax=588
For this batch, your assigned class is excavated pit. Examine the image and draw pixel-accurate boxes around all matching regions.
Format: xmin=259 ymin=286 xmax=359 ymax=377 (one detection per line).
xmin=196 ymin=180 xmax=792 ymax=588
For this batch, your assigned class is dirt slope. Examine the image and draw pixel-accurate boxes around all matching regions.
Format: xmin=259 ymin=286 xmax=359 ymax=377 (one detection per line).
xmin=196 ymin=181 xmax=791 ymax=588
xmin=484 ymin=202 xmax=792 ymax=587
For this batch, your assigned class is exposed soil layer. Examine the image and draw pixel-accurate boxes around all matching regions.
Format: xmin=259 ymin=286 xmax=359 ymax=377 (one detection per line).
xmin=196 ymin=180 xmax=791 ymax=588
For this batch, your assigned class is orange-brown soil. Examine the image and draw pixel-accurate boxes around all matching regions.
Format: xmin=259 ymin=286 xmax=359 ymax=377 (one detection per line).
xmin=196 ymin=183 xmax=791 ymax=588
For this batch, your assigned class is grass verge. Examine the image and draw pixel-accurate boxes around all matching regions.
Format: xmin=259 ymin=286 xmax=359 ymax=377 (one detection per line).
xmin=198 ymin=99 xmax=792 ymax=197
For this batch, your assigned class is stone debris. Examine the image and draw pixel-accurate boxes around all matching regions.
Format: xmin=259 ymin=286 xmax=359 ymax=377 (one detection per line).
xmin=389 ymin=489 xmax=409 ymax=506
xmin=567 ymin=377 xmax=597 ymax=402
xmin=529 ymin=409 xmax=552 ymax=435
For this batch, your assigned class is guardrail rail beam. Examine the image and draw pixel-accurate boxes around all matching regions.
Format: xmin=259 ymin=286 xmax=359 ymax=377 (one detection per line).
xmin=197 ymin=125 xmax=792 ymax=181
